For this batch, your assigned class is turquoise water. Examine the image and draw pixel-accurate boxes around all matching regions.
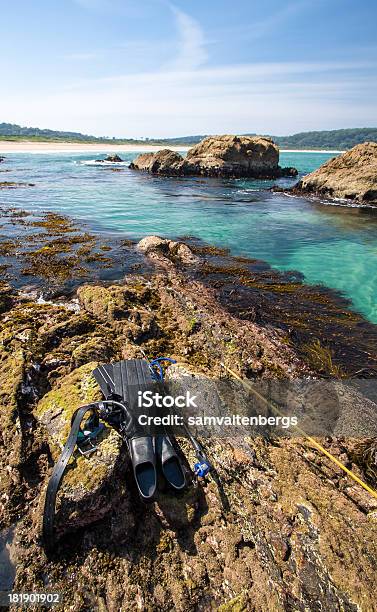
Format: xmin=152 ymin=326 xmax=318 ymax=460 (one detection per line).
xmin=1 ymin=151 xmax=377 ymax=322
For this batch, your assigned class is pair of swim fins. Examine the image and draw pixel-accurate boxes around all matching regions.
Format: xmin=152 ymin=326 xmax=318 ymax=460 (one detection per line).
xmin=93 ymin=359 xmax=186 ymax=500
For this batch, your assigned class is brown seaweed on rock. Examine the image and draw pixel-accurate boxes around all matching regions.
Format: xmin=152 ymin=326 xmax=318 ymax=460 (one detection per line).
xmin=1 ymin=237 xmax=377 ymax=611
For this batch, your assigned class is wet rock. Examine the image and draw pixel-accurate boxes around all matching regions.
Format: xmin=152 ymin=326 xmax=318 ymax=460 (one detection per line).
xmin=71 ymin=336 xmax=114 ymax=367
xmin=77 ymin=285 xmax=129 ymax=322
xmin=0 ymin=283 xmax=14 ymax=314
xmin=1 ymin=238 xmax=377 ymax=609
xmin=137 ymin=235 xmax=169 ymax=253
xmin=95 ymin=154 xmax=123 ymax=163
xmin=130 ymin=135 xmax=298 ymax=178
xmin=292 ymin=142 xmax=377 ymax=205
xmin=129 ymin=149 xmax=183 ymax=174
xmin=0 ymin=181 xmax=35 ymax=189
xmin=35 ymin=363 xmax=125 ymax=536
xmin=137 ymin=235 xmax=199 ymax=265
xmin=105 ymin=154 xmax=123 ymax=162
xmin=0 ymin=156 xmax=5 ymax=163
xmin=0 ymin=336 xmax=24 ymax=523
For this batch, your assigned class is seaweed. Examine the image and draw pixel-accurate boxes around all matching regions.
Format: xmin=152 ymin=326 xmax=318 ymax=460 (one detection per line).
xmin=30 ymin=213 xmax=75 ymax=234
xmin=0 ymin=181 xmax=35 ymax=189
xmin=22 ymin=252 xmax=89 ymax=281
xmin=301 ymin=339 xmax=343 ymax=377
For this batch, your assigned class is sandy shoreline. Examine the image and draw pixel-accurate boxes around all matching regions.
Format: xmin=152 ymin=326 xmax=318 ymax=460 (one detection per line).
xmin=0 ymin=141 xmax=190 ymax=154
xmin=0 ymin=141 xmax=343 ymax=154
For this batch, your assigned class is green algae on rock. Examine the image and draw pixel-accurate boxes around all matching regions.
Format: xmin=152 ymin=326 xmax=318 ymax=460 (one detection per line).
xmin=1 ymin=234 xmax=377 ymax=609
xmin=0 ymin=208 xmax=140 ymax=290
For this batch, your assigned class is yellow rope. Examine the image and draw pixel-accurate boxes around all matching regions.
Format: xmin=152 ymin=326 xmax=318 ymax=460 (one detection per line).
xmin=220 ymin=362 xmax=377 ymax=501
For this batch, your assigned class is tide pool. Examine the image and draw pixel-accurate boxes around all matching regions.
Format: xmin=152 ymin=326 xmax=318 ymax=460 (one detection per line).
xmin=1 ymin=150 xmax=376 ymax=322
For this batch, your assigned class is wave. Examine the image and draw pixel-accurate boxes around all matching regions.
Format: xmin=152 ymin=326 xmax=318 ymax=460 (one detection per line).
xmin=273 ymin=190 xmax=377 ymax=210
xmin=75 ymin=160 xmax=130 ymax=167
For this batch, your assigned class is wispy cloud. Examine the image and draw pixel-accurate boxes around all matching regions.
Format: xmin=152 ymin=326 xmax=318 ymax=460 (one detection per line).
xmin=165 ymin=5 xmax=208 ymax=71
xmin=4 ymin=59 xmax=376 ymax=137
xmin=2 ymin=1 xmax=376 ymax=137
xmin=215 ymin=0 xmax=324 ymax=42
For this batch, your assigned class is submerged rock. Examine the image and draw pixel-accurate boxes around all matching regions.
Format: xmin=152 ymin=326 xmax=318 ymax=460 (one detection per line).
xmin=292 ymin=142 xmax=377 ymax=205
xmin=95 ymin=154 xmax=123 ymax=163
xmin=130 ymin=135 xmax=298 ymax=178
xmin=0 ymin=181 xmax=35 ymax=189
xmin=105 ymin=154 xmax=123 ymax=162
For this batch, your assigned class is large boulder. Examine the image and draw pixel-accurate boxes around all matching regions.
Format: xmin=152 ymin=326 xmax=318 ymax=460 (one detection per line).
xmin=35 ymin=363 xmax=128 ymax=537
xmin=294 ymin=142 xmax=377 ymax=205
xmin=129 ymin=149 xmax=183 ymax=174
xmin=130 ymin=136 xmax=297 ymax=178
xmin=182 ymin=135 xmax=279 ymax=177
xmin=137 ymin=235 xmax=199 ymax=265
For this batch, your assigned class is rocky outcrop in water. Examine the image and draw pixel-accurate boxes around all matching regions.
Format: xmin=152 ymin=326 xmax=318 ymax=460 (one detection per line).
xmin=130 ymin=149 xmax=183 ymax=174
xmin=292 ymin=142 xmax=377 ymax=205
xmin=130 ymin=135 xmax=298 ymax=178
xmin=95 ymin=154 xmax=124 ymax=163
xmin=105 ymin=154 xmax=123 ymax=162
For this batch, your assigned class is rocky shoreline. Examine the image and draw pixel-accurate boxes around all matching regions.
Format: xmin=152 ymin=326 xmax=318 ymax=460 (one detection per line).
xmin=1 ymin=230 xmax=377 ymax=610
xmin=288 ymin=142 xmax=377 ymax=207
xmin=1 ymin=145 xmax=377 ymax=610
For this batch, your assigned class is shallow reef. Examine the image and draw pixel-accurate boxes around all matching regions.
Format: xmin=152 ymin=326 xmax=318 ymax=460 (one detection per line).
xmin=0 ymin=229 xmax=376 ymax=610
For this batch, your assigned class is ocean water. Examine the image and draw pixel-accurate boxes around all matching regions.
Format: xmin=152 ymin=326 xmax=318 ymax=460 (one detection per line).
xmin=1 ymin=150 xmax=377 ymax=323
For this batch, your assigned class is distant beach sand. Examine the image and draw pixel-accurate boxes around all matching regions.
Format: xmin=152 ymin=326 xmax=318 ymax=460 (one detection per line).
xmin=0 ymin=141 xmax=190 ymax=154
xmin=0 ymin=141 xmax=343 ymax=154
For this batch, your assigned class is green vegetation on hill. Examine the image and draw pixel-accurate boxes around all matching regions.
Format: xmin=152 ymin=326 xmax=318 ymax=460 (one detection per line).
xmin=0 ymin=123 xmax=145 ymax=144
xmin=1 ymin=123 xmax=376 ymax=149
xmin=0 ymin=122 xmax=100 ymax=141
xmin=272 ymin=128 xmax=377 ymax=150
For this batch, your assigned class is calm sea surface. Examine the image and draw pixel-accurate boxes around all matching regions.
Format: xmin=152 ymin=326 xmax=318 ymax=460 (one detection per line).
xmin=1 ymin=150 xmax=376 ymax=322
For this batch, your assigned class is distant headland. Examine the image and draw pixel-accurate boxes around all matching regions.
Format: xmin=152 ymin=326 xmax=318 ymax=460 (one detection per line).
xmin=1 ymin=123 xmax=377 ymax=150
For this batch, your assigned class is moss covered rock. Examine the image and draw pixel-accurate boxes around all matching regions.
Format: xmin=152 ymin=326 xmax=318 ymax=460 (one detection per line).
xmin=35 ymin=363 xmax=128 ymax=536
xmin=77 ymin=285 xmax=128 ymax=322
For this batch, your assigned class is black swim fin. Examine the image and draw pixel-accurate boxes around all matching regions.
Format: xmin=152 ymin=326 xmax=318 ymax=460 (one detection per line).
xmin=156 ymin=434 xmax=186 ymax=491
xmin=93 ymin=359 xmax=186 ymax=496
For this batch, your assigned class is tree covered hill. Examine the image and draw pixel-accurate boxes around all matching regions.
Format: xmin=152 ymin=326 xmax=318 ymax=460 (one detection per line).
xmin=0 ymin=123 xmax=122 ymax=142
xmin=1 ymin=123 xmax=376 ymax=149
xmin=272 ymin=128 xmax=377 ymax=150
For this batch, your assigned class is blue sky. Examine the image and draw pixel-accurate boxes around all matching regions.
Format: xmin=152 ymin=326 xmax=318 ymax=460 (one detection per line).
xmin=1 ymin=0 xmax=376 ymax=137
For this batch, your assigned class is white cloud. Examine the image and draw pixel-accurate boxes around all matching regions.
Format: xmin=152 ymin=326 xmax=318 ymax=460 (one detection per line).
xmin=235 ymin=0 xmax=316 ymax=40
xmin=2 ymin=59 xmax=375 ymax=137
xmin=165 ymin=6 xmax=208 ymax=71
